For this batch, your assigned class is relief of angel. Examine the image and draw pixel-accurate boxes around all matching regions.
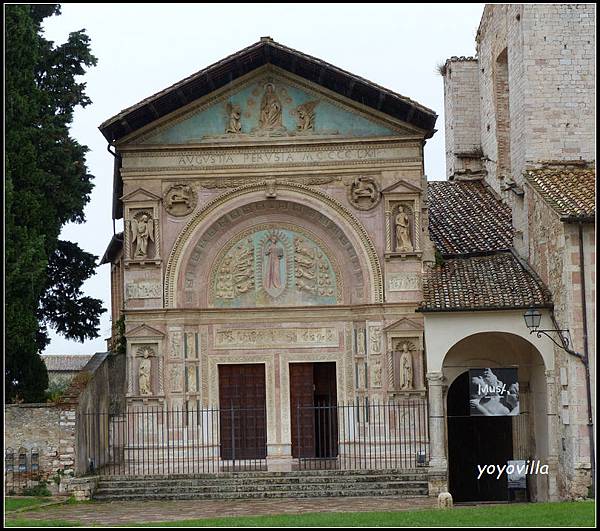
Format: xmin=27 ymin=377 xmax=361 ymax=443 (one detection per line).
xmin=294 ymin=100 xmax=318 ymax=132
xmin=131 ymin=213 xmax=154 ymax=258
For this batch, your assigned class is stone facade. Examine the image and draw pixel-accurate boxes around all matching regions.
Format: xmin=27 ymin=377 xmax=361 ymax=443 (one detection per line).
xmin=443 ymin=4 xmax=595 ymax=499
xmin=100 ymin=40 xmax=437 ymax=472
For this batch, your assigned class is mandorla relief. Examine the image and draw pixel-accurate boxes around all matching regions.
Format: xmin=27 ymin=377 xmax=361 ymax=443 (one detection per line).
xmin=211 ymin=226 xmax=339 ymax=308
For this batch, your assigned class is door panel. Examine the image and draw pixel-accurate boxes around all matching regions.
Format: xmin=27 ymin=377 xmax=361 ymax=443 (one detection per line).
xmin=290 ymin=363 xmax=315 ymax=458
xmin=219 ymin=364 xmax=266 ymax=460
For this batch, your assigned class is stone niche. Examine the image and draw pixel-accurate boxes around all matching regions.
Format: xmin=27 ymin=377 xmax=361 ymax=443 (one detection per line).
xmin=125 ymin=324 xmax=165 ymax=404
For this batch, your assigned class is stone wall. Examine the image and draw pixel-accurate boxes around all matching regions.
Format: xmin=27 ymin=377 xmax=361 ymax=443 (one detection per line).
xmin=4 ymin=404 xmax=70 ymax=494
xmin=442 ymin=58 xmax=481 ymax=178
xmin=526 ymin=184 xmax=594 ymax=498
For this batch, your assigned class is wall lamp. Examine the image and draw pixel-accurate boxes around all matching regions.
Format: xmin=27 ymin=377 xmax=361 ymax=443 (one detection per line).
xmin=523 ymin=307 xmax=584 ymax=361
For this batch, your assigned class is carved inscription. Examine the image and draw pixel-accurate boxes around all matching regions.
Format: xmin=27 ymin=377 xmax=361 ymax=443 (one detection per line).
xmin=214 ymin=327 xmax=338 ymax=349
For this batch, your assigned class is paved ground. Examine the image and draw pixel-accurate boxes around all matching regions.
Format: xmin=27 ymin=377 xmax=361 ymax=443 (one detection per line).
xmin=6 ymin=496 xmax=437 ymax=525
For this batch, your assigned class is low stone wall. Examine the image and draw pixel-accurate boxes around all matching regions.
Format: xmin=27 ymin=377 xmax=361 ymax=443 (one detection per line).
xmin=4 ymin=404 xmax=70 ymax=494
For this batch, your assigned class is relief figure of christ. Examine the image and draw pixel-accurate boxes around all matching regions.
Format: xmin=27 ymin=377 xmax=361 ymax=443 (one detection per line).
xmin=265 ymin=236 xmax=284 ymax=289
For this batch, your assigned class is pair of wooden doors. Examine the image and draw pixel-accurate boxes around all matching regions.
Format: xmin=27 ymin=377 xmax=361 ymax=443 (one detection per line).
xmin=217 ymin=362 xmax=338 ymax=460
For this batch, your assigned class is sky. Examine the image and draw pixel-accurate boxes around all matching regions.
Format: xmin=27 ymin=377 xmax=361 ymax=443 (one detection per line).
xmin=40 ymin=3 xmax=485 ymax=355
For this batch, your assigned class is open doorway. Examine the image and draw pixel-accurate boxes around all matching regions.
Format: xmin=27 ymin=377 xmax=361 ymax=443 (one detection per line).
xmin=447 ymin=371 xmax=513 ymax=502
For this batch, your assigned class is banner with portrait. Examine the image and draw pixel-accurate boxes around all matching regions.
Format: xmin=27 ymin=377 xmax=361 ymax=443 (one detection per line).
xmin=469 ymin=368 xmax=519 ymax=416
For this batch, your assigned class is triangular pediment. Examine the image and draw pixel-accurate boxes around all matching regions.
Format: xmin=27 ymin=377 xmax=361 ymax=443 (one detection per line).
xmin=382 ymin=179 xmax=422 ymax=194
xmin=128 ymin=68 xmax=420 ymax=146
xmin=383 ymin=317 xmax=423 ymax=332
xmin=100 ymin=39 xmax=437 ymax=145
xmin=120 ymin=188 xmax=162 ymax=202
xmin=125 ymin=324 xmax=165 ymax=338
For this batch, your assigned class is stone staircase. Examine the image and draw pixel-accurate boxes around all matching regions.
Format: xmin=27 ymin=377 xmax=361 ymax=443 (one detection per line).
xmin=93 ymin=469 xmax=429 ymax=501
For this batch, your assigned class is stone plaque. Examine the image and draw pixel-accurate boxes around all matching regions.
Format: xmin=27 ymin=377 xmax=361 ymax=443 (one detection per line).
xmin=388 ymin=273 xmax=421 ymax=292
xmin=126 ymin=280 xmax=161 ymax=299
xmin=214 ymin=327 xmax=338 ymax=349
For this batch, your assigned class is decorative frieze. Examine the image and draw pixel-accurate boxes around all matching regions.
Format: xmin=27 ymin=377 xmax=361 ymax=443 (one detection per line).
xmin=214 ymin=327 xmax=338 ymax=349
xmin=387 ymin=273 xmax=421 ymax=292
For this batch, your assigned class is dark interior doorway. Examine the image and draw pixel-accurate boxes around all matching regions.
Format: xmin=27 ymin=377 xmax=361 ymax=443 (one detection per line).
xmin=218 ymin=364 xmax=267 ymax=460
xmin=447 ymin=371 xmax=513 ymax=502
xmin=290 ymin=362 xmax=337 ymax=458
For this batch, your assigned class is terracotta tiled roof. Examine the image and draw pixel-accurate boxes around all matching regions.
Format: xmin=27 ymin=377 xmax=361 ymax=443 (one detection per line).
xmin=524 ymin=165 xmax=596 ymax=220
xmin=42 ymin=354 xmax=93 ymax=372
xmin=428 ymin=181 xmax=513 ymax=255
xmin=421 ymin=252 xmax=552 ymax=311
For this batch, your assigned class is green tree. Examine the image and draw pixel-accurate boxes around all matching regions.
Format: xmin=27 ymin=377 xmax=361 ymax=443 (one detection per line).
xmin=5 ymin=4 xmax=105 ymax=402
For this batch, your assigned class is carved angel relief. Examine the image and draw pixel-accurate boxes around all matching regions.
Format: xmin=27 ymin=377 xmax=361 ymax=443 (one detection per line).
xmin=215 ymin=239 xmax=255 ymax=299
xmin=292 ymin=100 xmax=318 ymax=132
xmin=294 ymin=237 xmax=334 ymax=297
xmin=131 ymin=211 xmax=154 ymax=259
xmin=136 ymin=345 xmax=155 ymax=396
xmin=395 ymin=206 xmax=414 ymax=253
xmin=225 ymin=102 xmax=242 ymax=134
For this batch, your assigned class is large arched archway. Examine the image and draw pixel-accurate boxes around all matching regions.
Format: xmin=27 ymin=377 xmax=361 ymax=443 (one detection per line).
xmin=164 ymin=182 xmax=383 ymax=307
xmin=443 ymin=332 xmax=548 ymax=502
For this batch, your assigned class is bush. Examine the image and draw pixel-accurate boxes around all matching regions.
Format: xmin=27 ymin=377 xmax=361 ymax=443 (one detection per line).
xmin=22 ymin=481 xmax=51 ymax=497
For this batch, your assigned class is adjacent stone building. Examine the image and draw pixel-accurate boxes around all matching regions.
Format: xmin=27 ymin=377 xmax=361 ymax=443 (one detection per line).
xmin=41 ymin=354 xmax=93 ymax=389
xmin=442 ymin=4 xmax=595 ymax=500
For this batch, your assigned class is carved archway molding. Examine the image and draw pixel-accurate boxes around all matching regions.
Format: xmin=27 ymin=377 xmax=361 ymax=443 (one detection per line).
xmin=164 ymin=181 xmax=384 ymax=307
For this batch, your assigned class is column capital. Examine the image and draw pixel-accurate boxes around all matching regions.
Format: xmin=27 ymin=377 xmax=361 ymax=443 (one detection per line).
xmin=426 ymin=371 xmax=445 ymax=384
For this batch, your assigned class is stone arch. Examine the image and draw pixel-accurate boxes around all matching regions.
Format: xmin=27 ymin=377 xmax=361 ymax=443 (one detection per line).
xmin=164 ymin=181 xmax=384 ymax=307
xmin=442 ymin=331 xmax=551 ymax=502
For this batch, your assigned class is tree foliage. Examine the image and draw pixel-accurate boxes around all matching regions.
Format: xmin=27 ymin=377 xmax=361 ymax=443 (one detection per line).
xmin=6 ymin=4 xmax=105 ymax=403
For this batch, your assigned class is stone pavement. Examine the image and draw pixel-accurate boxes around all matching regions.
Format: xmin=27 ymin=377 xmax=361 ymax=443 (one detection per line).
xmin=6 ymin=496 xmax=437 ymax=526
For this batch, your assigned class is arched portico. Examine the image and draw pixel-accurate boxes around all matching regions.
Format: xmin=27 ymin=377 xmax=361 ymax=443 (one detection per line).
xmin=423 ymin=309 xmax=560 ymax=501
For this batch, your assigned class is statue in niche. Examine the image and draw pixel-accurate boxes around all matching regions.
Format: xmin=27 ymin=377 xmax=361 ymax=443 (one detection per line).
xmin=264 ymin=235 xmax=284 ymax=290
xmin=138 ymin=347 xmax=153 ymax=395
xmin=131 ymin=212 xmax=154 ymax=259
xmin=225 ymin=102 xmax=242 ymax=133
xmin=399 ymin=342 xmax=414 ymax=390
xmin=258 ymin=83 xmax=283 ymax=131
xmin=293 ymin=100 xmax=318 ymax=132
xmin=395 ymin=206 xmax=413 ymax=253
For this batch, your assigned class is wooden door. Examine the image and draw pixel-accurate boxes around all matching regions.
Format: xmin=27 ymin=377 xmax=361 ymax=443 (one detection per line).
xmin=219 ymin=364 xmax=266 ymax=460
xmin=314 ymin=362 xmax=338 ymax=458
xmin=290 ymin=363 xmax=315 ymax=458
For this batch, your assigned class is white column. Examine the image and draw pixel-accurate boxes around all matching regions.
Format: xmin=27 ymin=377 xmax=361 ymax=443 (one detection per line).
xmin=545 ymin=369 xmax=560 ymax=501
xmin=427 ymin=371 xmax=447 ymax=469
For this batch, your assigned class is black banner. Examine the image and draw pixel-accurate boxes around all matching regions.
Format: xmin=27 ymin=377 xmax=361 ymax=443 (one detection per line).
xmin=469 ymin=368 xmax=519 ymax=416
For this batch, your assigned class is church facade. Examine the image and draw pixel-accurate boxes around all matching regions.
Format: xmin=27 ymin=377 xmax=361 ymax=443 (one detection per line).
xmin=98 ymin=19 xmax=593 ymax=502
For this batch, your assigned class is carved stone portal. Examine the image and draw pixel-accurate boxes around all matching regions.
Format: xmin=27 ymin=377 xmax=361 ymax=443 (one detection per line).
xmin=348 ymin=176 xmax=381 ymax=210
xmin=165 ymin=184 xmax=197 ymax=217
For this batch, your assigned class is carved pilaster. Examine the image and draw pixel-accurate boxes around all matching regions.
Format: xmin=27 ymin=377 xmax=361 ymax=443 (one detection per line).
xmin=153 ymin=216 xmax=160 ymax=259
xmin=124 ymin=220 xmax=131 ymax=260
xmin=387 ymin=350 xmax=395 ymax=390
xmin=385 ymin=210 xmax=392 ymax=252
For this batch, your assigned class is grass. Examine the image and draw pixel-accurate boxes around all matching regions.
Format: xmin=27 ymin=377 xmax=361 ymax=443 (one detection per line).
xmin=4 ymin=500 xmax=594 ymax=527
xmin=4 ymin=497 xmax=58 ymax=512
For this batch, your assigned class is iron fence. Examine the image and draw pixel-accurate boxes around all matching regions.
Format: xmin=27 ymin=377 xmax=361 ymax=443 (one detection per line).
xmin=80 ymin=398 xmax=429 ymax=476
xmin=295 ymin=399 xmax=429 ymax=470
xmin=4 ymin=447 xmax=41 ymax=494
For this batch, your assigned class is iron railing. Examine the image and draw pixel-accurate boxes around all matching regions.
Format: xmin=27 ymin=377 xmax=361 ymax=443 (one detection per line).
xmin=295 ymin=399 xmax=429 ymax=470
xmin=4 ymin=447 xmax=41 ymax=494
xmin=80 ymin=398 xmax=429 ymax=476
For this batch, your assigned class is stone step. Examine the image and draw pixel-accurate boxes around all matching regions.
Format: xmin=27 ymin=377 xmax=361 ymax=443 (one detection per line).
xmin=93 ymin=489 xmax=430 ymax=501
xmin=97 ymin=474 xmax=426 ymax=489
xmin=98 ymin=468 xmax=427 ymax=481
xmin=95 ymin=481 xmax=428 ymax=495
